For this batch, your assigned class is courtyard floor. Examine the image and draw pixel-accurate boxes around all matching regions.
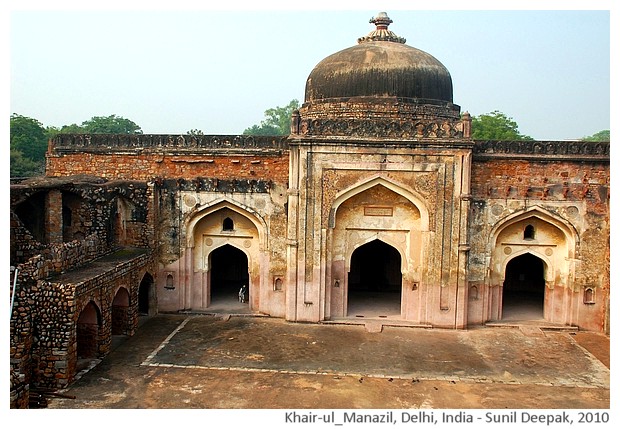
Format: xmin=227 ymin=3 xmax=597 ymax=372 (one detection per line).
xmin=44 ymin=313 xmax=610 ymax=421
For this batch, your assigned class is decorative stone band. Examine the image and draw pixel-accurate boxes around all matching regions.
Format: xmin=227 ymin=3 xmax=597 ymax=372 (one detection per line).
xmin=473 ymin=140 xmax=610 ymax=161
xmin=50 ymin=134 xmax=289 ymax=153
xmin=294 ymin=117 xmax=468 ymax=139
xmin=161 ymin=177 xmax=272 ymax=193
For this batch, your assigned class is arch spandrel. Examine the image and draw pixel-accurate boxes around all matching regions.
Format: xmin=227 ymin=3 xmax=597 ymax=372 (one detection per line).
xmin=488 ymin=205 xmax=578 ymax=252
xmin=329 ymin=175 xmax=430 ymax=231
xmin=488 ymin=206 xmax=577 ymax=294
xmin=184 ymin=198 xmax=267 ymax=250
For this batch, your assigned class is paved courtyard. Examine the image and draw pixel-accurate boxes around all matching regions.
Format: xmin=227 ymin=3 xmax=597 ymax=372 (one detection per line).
xmin=45 ymin=313 xmax=610 ymax=412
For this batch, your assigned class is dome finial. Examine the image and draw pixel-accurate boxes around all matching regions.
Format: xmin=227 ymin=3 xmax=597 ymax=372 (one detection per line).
xmin=358 ymin=12 xmax=406 ymax=44
xmin=370 ymin=12 xmax=393 ymax=29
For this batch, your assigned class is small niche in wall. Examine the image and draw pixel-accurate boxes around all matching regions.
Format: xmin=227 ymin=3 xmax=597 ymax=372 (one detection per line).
xmin=223 ymin=217 xmax=234 ymax=231
xmin=274 ymin=277 xmax=283 ymax=292
xmin=165 ymin=273 xmax=175 ymax=290
xmin=524 ymin=224 xmax=535 ymax=240
xmin=583 ymin=287 xmax=595 ymax=304
xmin=469 ymin=285 xmax=479 ymax=301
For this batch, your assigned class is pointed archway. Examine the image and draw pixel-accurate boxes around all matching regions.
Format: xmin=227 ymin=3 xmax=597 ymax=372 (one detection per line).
xmin=76 ymin=301 xmax=101 ymax=359
xmin=111 ymin=287 xmax=130 ymax=335
xmin=209 ymin=244 xmax=249 ymax=307
xmin=347 ymin=239 xmax=402 ymax=318
xmin=138 ymin=273 xmax=154 ymax=316
xmin=502 ymin=253 xmax=545 ymax=321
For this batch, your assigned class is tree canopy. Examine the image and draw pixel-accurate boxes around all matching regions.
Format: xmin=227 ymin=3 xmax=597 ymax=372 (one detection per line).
xmin=582 ymin=130 xmax=610 ymax=142
xmin=470 ymin=110 xmax=533 ymax=141
xmin=10 ymin=113 xmax=143 ymax=178
xmin=58 ymin=114 xmax=143 ymax=134
xmin=243 ymin=99 xmax=300 ymax=135
xmin=10 ymin=114 xmax=49 ymax=177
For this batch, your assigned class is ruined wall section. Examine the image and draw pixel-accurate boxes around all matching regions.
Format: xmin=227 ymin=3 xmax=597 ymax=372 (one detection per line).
xmin=10 ymin=243 xmax=155 ymax=393
xmin=10 ymin=234 xmax=105 ymax=398
xmin=468 ymin=140 xmax=610 ymax=332
xmin=10 ymin=178 xmax=152 ymax=265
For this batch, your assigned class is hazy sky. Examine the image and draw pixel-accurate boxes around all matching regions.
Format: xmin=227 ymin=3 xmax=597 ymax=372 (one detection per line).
xmin=8 ymin=1 xmax=616 ymax=141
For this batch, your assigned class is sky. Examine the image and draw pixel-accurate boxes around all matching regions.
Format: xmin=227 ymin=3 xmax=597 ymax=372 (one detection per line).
xmin=6 ymin=1 xmax=617 ymax=141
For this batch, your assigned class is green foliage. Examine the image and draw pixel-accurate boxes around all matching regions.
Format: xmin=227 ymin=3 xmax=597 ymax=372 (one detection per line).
xmin=10 ymin=148 xmax=44 ymax=177
xmin=186 ymin=129 xmax=204 ymax=136
xmin=470 ymin=110 xmax=533 ymax=141
xmin=243 ymin=99 xmax=300 ymax=135
xmin=582 ymin=130 xmax=610 ymax=142
xmin=10 ymin=114 xmax=49 ymax=177
xmin=59 ymin=114 xmax=143 ymax=134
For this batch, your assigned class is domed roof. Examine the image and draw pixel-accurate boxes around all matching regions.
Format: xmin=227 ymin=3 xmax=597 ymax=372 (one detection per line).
xmin=304 ymin=12 xmax=454 ymax=104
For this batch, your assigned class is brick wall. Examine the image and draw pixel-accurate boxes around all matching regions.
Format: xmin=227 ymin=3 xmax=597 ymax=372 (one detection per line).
xmin=46 ymin=134 xmax=290 ymax=184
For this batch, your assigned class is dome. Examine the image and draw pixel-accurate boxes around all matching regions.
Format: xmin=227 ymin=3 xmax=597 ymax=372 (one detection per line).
xmin=304 ymin=12 xmax=454 ymax=105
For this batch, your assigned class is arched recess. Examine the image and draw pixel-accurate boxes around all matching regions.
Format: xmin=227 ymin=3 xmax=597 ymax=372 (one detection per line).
xmin=112 ymin=196 xmax=136 ymax=246
xmin=185 ymin=199 xmax=268 ymax=250
xmin=138 ymin=273 xmax=155 ymax=316
xmin=76 ymin=301 xmax=102 ymax=359
xmin=208 ymin=243 xmax=250 ymax=305
xmin=329 ymin=175 xmax=430 ymax=231
xmin=328 ymin=176 xmax=428 ymax=321
xmin=184 ymin=199 xmax=265 ymax=311
xmin=501 ymin=251 xmax=548 ymax=321
xmin=487 ymin=206 xmax=578 ymax=324
xmin=14 ymin=192 xmax=47 ymax=243
xmin=111 ymin=287 xmax=131 ymax=335
xmin=62 ymin=191 xmax=87 ymax=242
xmin=347 ymin=239 xmax=403 ymax=318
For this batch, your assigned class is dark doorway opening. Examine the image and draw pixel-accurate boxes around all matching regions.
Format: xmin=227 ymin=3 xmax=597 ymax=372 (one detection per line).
xmin=210 ymin=244 xmax=249 ymax=309
xmin=138 ymin=273 xmax=153 ymax=316
xmin=502 ymin=253 xmax=545 ymax=320
xmin=348 ymin=239 xmax=402 ymax=318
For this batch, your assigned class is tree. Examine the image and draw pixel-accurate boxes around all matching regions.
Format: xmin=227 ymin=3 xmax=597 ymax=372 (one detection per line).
xmin=243 ymin=99 xmax=300 ymax=135
xmin=59 ymin=114 xmax=143 ymax=134
xmin=470 ymin=110 xmax=533 ymax=141
xmin=582 ymin=130 xmax=610 ymax=142
xmin=10 ymin=114 xmax=49 ymax=177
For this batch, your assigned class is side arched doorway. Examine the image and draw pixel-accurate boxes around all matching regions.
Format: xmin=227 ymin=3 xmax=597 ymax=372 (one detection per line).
xmin=209 ymin=244 xmax=249 ymax=307
xmin=138 ymin=273 xmax=154 ymax=316
xmin=502 ymin=253 xmax=545 ymax=321
xmin=347 ymin=239 xmax=402 ymax=318
xmin=111 ymin=287 xmax=130 ymax=335
xmin=76 ymin=301 xmax=102 ymax=359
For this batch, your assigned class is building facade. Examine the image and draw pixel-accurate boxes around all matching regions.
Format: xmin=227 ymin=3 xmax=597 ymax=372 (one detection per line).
xmin=10 ymin=12 xmax=609 ymax=404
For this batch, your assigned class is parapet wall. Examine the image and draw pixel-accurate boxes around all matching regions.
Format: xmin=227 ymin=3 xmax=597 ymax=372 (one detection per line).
xmin=47 ymin=134 xmax=290 ymax=182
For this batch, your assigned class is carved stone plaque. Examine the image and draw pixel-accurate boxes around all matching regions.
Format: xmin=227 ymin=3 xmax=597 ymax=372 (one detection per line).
xmin=364 ymin=206 xmax=393 ymax=217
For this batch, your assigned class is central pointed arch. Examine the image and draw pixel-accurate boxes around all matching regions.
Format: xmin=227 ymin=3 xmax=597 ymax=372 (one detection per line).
xmin=347 ymin=239 xmax=402 ymax=318
xmin=329 ymin=175 xmax=430 ymax=231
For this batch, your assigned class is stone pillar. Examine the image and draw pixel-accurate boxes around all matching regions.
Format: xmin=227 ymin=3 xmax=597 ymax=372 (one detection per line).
xmin=45 ymin=189 xmax=63 ymax=244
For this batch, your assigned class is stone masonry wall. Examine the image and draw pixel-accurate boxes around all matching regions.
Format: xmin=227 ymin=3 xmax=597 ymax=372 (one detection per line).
xmin=10 ymin=244 xmax=155 ymax=395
